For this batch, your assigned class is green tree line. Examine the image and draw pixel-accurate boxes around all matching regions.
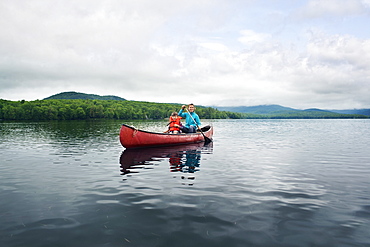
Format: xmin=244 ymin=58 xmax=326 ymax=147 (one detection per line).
xmin=0 ymin=99 xmax=367 ymax=120
xmin=0 ymin=99 xmax=248 ymax=120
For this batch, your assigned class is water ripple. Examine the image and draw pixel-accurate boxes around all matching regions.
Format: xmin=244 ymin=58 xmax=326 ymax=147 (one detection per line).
xmin=2 ymin=120 xmax=370 ymax=247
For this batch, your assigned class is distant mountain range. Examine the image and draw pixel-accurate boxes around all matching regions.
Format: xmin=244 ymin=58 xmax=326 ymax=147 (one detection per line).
xmin=215 ymin=105 xmax=370 ymax=116
xmin=43 ymin=92 xmax=369 ymax=117
xmin=329 ymin=109 xmax=370 ymax=116
xmin=44 ymin=91 xmax=126 ymax=101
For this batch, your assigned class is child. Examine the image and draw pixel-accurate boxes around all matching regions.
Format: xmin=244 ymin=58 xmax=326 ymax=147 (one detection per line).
xmin=168 ymin=112 xmax=182 ymax=134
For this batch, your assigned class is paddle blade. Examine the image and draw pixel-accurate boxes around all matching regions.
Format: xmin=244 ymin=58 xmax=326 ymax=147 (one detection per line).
xmin=204 ymin=136 xmax=212 ymax=144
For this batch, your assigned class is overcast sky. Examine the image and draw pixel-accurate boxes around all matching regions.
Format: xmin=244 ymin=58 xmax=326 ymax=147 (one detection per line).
xmin=1 ymin=0 xmax=369 ymax=109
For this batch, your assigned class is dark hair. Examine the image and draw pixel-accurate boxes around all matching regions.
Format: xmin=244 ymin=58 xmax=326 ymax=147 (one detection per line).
xmin=171 ymin=111 xmax=178 ymax=116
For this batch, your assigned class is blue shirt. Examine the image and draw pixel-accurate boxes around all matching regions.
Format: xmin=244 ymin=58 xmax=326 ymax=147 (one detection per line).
xmin=178 ymin=109 xmax=201 ymax=128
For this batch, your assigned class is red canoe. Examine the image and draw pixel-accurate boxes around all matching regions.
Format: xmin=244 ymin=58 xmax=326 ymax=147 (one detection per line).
xmin=119 ymin=124 xmax=213 ymax=149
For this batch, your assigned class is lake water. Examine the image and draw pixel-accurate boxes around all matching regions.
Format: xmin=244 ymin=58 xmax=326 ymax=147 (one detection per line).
xmin=1 ymin=119 xmax=369 ymax=247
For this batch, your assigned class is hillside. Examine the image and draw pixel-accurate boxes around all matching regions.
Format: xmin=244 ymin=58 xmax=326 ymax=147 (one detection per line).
xmin=330 ymin=109 xmax=370 ymax=116
xmin=44 ymin=91 xmax=126 ymax=101
xmin=215 ymin=104 xmax=369 ymax=118
xmin=1 ymin=92 xmax=366 ymax=120
xmin=216 ymin=105 xmax=299 ymax=115
xmin=41 ymin=93 xmax=370 ymax=117
xmin=0 ymin=98 xmax=238 ymax=120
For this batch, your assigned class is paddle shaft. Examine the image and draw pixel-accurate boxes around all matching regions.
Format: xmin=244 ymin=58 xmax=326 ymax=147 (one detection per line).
xmin=185 ymin=108 xmax=212 ymax=143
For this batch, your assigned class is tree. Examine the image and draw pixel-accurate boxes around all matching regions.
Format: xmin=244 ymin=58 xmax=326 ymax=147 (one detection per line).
xmin=75 ymin=107 xmax=86 ymax=119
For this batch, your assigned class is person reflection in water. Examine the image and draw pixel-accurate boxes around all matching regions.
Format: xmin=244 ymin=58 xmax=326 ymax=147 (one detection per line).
xmin=169 ymin=149 xmax=201 ymax=174
xmin=119 ymin=142 xmax=212 ymax=184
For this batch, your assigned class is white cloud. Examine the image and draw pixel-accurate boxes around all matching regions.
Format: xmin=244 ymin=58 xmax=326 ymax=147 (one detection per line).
xmin=199 ymin=42 xmax=229 ymax=52
xmin=238 ymin=30 xmax=271 ymax=45
xmin=295 ymin=0 xmax=369 ymax=19
xmin=1 ymin=0 xmax=370 ymax=109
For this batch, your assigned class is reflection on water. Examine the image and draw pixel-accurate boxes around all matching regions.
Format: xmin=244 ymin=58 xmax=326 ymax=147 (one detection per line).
xmin=120 ymin=142 xmax=213 ymax=179
xmin=2 ymin=120 xmax=370 ymax=247
xmin=169 ymin=148 xmax=200 ymax=173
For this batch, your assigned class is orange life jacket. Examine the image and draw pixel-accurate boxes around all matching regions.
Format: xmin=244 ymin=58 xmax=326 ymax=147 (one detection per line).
xmin=169 ymin=116 xmax=182 ymax=132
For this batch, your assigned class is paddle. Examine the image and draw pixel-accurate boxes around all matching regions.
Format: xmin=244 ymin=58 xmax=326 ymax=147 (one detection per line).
xmin=185 ymin=108 xmax=212 ymax=144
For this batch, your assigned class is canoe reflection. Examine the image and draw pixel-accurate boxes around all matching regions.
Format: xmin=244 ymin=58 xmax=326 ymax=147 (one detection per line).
xmin=120 ymin=142 xmax=213 ymax=176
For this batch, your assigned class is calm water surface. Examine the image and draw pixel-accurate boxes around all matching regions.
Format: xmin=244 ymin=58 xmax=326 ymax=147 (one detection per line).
xmin=1 ymin=119 xmax=369 ymax=247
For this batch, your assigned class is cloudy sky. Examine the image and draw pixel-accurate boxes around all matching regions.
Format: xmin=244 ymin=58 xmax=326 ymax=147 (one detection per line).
xmin=1 ymin=0 xmax=369 ymax=109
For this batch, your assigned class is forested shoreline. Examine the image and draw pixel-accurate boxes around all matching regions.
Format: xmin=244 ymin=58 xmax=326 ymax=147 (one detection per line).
xmin=0 ymin=99 xmax=367 ymax=120
xmin=0 ymin=99 xmax=245 ymax=120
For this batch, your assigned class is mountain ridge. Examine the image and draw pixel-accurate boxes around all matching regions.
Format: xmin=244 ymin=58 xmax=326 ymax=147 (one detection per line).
xmin=329 ymin=109 xmax=370 ymax=116
xmin=44 ymin=91 xmax=126 ymax=101
xmin=215 ymin=105 xmax=370 ymax=116
xmin=42 ymin=92 xmax=369 ymax=117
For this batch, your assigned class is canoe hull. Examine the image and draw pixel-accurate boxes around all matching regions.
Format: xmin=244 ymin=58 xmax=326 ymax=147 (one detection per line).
xmin=119 ymin=124 xmax=213 ymax=149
